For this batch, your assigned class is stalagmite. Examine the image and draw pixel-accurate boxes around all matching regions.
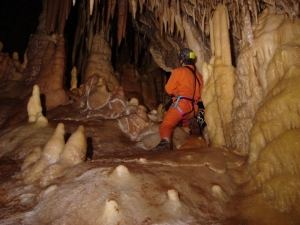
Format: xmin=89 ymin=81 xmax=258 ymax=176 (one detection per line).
xmin=59 ymin=125 xmax=87 ymax=167
xmin=2 ymin=1 xmax=300 ymax=224
xmin=112 ymin=165 xmax=130 ymax=177
xmin=202 ymin=4 xmax=235 ymax=147
xmin=96 ymin=199 xmax=123 ymax=225
xmin=70 ymin=66 xmax=78 ymax=90
xmin=23 ymin=123 xmax=65 ymax=184
xmin=21 ymin=147 xmax=42 ymax=171
xmin=163 ymin=189 xmax=184 ymax=216
xmin=40 ymin=125 xmax=86 ymax=187
xmin=27 ymin=85 xmax=48 ymax=124
xmin=212 ymin=185 xmax=228 ymax=202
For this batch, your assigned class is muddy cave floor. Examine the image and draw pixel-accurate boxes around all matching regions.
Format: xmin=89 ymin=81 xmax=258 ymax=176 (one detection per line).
xmin=0 ymin=104 xmax=280 ymax=224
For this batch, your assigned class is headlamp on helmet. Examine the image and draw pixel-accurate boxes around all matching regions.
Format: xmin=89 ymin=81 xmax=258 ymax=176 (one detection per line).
xmin=178 ymin=48 xmax=196 ymax=62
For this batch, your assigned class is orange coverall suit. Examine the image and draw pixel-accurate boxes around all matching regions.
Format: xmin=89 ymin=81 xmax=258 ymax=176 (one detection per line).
xmin=159 ymin=65 xmax=203 ymax=140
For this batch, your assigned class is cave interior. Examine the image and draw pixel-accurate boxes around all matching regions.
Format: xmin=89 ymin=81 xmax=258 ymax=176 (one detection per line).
xmin=0 ymin=0 xmax=300 ymax=224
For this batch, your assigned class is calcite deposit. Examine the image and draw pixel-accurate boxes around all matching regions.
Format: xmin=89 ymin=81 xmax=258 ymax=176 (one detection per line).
xmin=0 ymin=0 xmax=299 ymax=224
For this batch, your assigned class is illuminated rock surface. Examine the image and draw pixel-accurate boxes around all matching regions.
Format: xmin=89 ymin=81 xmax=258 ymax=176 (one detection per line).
xmin=0 ymin=1 xmax=300 ymax=225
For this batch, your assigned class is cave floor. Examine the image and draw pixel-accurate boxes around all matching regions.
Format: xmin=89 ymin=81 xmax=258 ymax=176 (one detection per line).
xmin=0 ymin=112 xmax=297 ymax=224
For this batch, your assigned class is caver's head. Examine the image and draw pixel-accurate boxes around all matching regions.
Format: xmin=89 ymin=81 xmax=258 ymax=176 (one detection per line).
xmin=178 ymin=48 xmax=196 ymax=66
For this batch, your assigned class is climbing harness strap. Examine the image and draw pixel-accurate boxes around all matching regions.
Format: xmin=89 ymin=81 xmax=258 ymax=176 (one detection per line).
xmin=172 ymin=95 xmax=197 ymax=107
xmin=184 ymin=66 xmax=201 ymax=87
xmin=179 ymin=66 xmax=200 ymax=118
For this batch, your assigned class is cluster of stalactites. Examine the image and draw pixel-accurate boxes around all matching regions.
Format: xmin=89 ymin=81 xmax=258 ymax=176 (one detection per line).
xmin=45 ymin=0 xmax=72 ymax=35
xmin=45 ymin=0 xmax=300 ymax=45
xmin=43 ymin=0 xmax=300 ymax=80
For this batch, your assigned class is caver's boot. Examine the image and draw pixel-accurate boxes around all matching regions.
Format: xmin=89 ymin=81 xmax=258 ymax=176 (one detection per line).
xmin=150 ymin=139 xmax=171 ymax=151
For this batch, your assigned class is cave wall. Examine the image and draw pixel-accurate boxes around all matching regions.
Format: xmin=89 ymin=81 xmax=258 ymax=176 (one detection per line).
xmin=0 ymin=0 xmax=300 ymax=223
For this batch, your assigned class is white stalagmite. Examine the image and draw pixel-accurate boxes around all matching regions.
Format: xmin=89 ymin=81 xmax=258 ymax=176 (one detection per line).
xmin=202 ymin=3 xmax=235 ymax=147
xmin=40 ymin=125 xmax=87 ymax=187
xmin=35 ymin=112 xmax=48 ymax=124
xmin=164 ymin=189 xmax=182 ymax=215
xmin=70 ymin=66 xmax=78 ymax=90
xmin=21 ymin=147 xmax=42 ymax=171
xmin=212 ymin=185 xmax=228 ymax=202
xmin=41 ymin=123 xmax=65 ymax=163
xmin=59 ymin=125 xmax=87 ymax=167
xmin=113 ymin=164 xmax=130 ymax=177
xmin=27 ymin=85 xmax=47 ymax=123
xmin=96 ymin=199 xmax=124 ymax=225
xmin=23 ymin=123 xmax=65 ymax=184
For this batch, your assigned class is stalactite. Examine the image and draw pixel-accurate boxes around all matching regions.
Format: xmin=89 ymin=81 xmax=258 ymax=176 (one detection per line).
xmin=149 ymin=0 xmax=155 ymax=11
xmin=87 ymin=20 xmax=94 ymax=53
xmin=277 ymin=0 xmax=299 ymax=20
xmin=173 ymin=1 xmax=184 ymax=39
xmin=170 ymin=7 xmax=175 ymax=34
xmin=138 ymin=0 xmax=144 ymax=14
xmin=193 ymin=5 xmax=196 ymax=24
xmin=72 ymin=4 xmax=83 ymax=66
xmin=58 ymin=0 xmax=68 ymax=36
xmin=201 ymin=8 xmax=206 ymax=33
xmin=46 ymin=0 xmax=53 ymax=33
xmin=183 ymin=2 xmax=194 ymax=21
xmin=110 ymin=0 xmax=117 ymax=18
xmin=90 ymin=0 xmax=94 ymax=16
xmin=244 ymin=7 xmax=254 ymax=47
xmin=162 ymin=1 xmax=168 ymax=34
xmin=95 ymin=5 xmax=100 ymax=32
xmin=252 ymin=0 xmax=258 ymax=23
xmin=134 ymin=33 xmax=139 ymax=64
xmin=92 ymin=0 xmax=98 ymax=25
xmin=159 ymin=8 xmax=163 ymax=37
xmin=67 ymin=0 xmax=72 ymax=20
xmin=85 ymin=0 xmax=90 ymax=23
xmin=128 ymin=0 xmax=138 ymax=19
xmin=123 ymin=1 xmax=128 ymax=42
xmin=117 ymin=0 xmax=128 ymax=46
xmin=50 ymin=0 xmax=61 ymax=33
xmin=106 ymin=0 xmax=112 ymax=29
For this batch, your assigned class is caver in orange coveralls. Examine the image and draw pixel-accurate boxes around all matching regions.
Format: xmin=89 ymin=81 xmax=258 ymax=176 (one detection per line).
xmin=150 ymin=48 xmax=203 ymax=151
xmin=160 ymin=64 xmax=203 ymax=139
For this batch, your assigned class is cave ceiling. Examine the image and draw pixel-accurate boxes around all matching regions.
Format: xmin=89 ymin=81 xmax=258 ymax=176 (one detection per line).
xmin=42 ymin=0 xmax=300 ymax=76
